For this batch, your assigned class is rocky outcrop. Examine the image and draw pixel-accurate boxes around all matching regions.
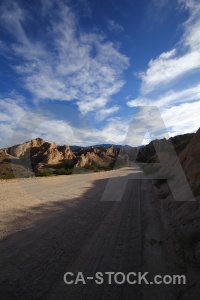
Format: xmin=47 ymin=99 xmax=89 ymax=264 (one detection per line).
xmin=2 ymin=138 xmax=125 ymax=172
xmin=0 ymin=149 xmax=8 ymax=156
xmin=75 ymin=153 xmax=90 ymax=167
xmin=136 ymin=133 xmax=195 ymax=163
xmin=106 ymin=145 xmax=120 ymax=156
xmin=7 ymin=138 xmax=45 ymax=158
xmin=6 ymin=138 xmax=76 ymax=171
xmin=43 ymin=143 xmax=63 ymax=164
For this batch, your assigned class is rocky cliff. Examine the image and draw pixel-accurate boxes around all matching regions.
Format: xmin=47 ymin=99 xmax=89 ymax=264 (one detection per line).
xmin=149 ymin=129 xmax=200 ymax=272
xmin=6 ymin=138 xmax=76 ymax=171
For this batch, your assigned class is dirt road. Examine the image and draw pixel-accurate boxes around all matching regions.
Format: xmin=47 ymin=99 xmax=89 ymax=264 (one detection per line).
xmin=0 ymin=166 xmax=183 ymax=299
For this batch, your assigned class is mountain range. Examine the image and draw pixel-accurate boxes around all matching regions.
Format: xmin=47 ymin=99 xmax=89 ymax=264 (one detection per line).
xmin=0 ymin=139 xmax=129 ymax=178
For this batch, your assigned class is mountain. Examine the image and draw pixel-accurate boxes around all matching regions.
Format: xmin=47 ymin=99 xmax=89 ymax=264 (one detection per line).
xmin=0 ymin=139 xmax=128 ymax=178
xmin=69 ymin=144 xmax=132 ymax=151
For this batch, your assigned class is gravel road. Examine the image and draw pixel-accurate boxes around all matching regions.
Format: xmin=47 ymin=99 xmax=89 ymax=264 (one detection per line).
xmin=0 ymin=166 xmax=183 ymax=299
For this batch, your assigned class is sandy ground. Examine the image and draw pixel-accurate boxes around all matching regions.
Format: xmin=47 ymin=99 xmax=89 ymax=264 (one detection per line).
xmin=0 ymin=166 xmax=186 ymax=299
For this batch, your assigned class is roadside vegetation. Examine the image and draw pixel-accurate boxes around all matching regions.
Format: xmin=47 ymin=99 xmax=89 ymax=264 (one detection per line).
xmin=140 ymin=163 xmax=160 ymax=175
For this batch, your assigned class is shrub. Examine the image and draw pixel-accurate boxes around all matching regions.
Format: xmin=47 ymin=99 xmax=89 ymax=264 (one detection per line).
xmin=83 ymin=164 xmax=96 ymax=170
xmin=0 ymin=173 xmax=26 ymax=179
xmin=73 ymin=167 xmax=89 ymax=174
xmin=36 ymin=170 xmax=53 ymax=177
xmin=54 ymin=168 xmax=72 ymax=175
xmin=0 ymin=173 xmax=16 ymax=179
xmin=93 ymin=169 xmax=101 ymax=172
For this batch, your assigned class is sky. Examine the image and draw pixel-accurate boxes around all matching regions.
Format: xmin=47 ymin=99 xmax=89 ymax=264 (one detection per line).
xmin=0 ymin=0 xmax=200 ymax=147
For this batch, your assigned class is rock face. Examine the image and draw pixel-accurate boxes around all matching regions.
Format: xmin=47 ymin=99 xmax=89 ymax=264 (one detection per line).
xmin=106 ymin=145 xmax=120 ymax=156
xmin=75 ymin=153 xmax=91 ymax=167
xmin=179 ymin=128 xmax=200 ymax=197
xmin=2 ymin=138 xmax=125 ymax=173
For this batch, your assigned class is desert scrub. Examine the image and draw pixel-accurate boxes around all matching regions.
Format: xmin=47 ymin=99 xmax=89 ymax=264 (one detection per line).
xmin=36 ymin=170 xmax=53 ymax=177
xmin=72 ymin=167 xmax=89 ymax=174
xmin=54 ymin=168 xmax=72 ymax=175
xmin=74 ymin=164 xmax=102 ymax=173
xmin=0 ymin=173 xmax=26 ymax=179
xmin=0 ymin=173 xmax=16 ymax=179
xmin=83 ymin=164 xmax=97 ymax=171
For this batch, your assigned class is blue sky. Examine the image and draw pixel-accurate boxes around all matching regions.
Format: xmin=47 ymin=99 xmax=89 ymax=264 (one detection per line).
xmin=0 ymin=0 xmax=200 ymax=147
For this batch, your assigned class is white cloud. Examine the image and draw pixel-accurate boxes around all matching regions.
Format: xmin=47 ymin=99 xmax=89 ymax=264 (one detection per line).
xmin=96 ymin=106 xmax=119 ymax=121
xmin=35 ymin=113 xmax=138 ymax=146
xmin=0 ymin=97 xmax=131 ymax=147
xmin=0 ymin=98 xmax=30 ymax=147
xmin=138 ymin=0 xmax=200 ymax=94
xmin=0 ymin=0 xmax=129 ymax=114
xmin=77 ymin=97 xmax=108 ymax=114
xmin=127 ymin=82 xmax=200 ymax=107
xmin=162 ymin=101 xmax=200 ymax=135
xmin=5 ymin=96 xmax=198 ymax=149
xmin=34 ymin=117 xmax=130 ymax=146
xmin=140 ymin=50 xmax=200 ymax=94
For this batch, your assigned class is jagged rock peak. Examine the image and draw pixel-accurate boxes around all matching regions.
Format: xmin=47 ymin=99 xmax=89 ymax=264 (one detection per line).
xmin=30 ymin=137 xmax=46 ymax=147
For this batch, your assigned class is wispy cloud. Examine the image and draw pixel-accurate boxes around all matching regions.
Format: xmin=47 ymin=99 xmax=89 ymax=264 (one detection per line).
xmin=127 ymin=102 xmax=200 ymax=142
xmin=138 ymin=0 xmax=200 ymax=94
xmin=96 ymin=106 xmax=119 ymax=121
xmin=0 ymin=97 xmax=32 ymax=147
xmin=140 ymin=49 xmax=200 ymax=95
xmin=162 ymin=101 xmax=200 ymax=136
xmin=106 ymin=19 xmax=124 ymax=33
xmin=127 ymin=82 xmax=200 ymax=107
xmin=0 ymin=0 xmax=129 ymax=114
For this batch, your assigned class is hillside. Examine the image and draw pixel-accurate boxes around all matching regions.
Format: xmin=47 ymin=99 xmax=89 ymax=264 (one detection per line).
xmin=142 ymin=128 xmax=200 ymax=273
